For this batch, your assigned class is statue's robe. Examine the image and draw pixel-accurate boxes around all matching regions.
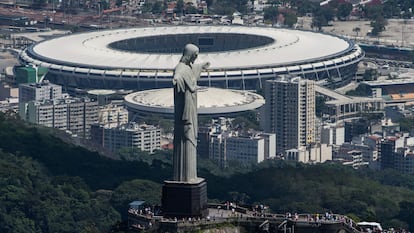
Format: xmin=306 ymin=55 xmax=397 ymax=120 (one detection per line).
xmin=172 ymin=62 xmax=203 ymax=183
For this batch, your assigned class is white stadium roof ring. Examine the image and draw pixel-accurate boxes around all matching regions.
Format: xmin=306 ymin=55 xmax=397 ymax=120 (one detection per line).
xmin=20 ymin=26 xmax=364 ymax=90
xmin=124 ymin=87 xmax=265 ymax=117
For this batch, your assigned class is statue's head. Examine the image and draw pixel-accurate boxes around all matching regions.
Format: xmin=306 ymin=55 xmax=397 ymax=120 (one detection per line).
xmin=180 ymin=44 xmax=199 ymax=64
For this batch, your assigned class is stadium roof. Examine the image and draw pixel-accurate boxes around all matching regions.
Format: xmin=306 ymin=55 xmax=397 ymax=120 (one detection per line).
xmin=28 ymin=26 xmax=351 ymax=71
xmin=124 ymin=87 xmax=265 ymax=115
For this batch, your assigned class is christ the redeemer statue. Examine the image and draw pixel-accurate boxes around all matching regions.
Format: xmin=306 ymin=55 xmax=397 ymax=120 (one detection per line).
xmin=172 ymin=44 xmax=210 ymax=183
xmin=162 ymin=44 xmax=209 ymax=218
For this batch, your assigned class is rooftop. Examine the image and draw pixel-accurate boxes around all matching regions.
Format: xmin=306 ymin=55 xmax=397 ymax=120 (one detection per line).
xmin=27 ymin=26 xmax=351 ymax=71
xmin=124 ymin=87 xmax=265 ymax=115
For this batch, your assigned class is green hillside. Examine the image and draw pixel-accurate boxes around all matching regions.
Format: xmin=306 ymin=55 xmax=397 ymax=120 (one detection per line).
xmin=0 ymin=111 xmax=414 ymax=232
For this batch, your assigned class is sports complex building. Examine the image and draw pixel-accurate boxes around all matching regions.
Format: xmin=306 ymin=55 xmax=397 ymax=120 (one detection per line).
xmin=124 ymin=87 xmax=265 ymax=118
xmin=19 ymin=26 xmax=364 ymax=91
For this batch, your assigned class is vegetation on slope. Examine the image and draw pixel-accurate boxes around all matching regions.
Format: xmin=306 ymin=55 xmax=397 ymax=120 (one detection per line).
xmin=0 ymin=151 xmax=120 ymax=232
xmin=1 ymin=111 xmax=414 ymax=231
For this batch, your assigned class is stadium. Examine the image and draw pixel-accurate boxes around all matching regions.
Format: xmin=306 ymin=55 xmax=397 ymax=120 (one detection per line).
xmin=19 ymin=26 xmax=364 ymax=91
xmin=124 ymin=87 xmax=265 ymax=118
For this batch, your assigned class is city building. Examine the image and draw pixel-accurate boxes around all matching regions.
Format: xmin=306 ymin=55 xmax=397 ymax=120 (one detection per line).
xmin=90 ymin=122 xmax=161 ymax=153
xmin=320 ymin=123 xmax=345 ymax=146
xmin=393 ymin=149 xmax=414 ymax=174
xmin=315 ymin=85 xmax=384 ymax=123
xmin=124 ymin=87 xmax=264 ymax=119
xmin=197 ymin=117 xmax=231 ymax=159
xmin=285 ymin=144 xmax=332 ymax=164
xmin=263 ymin=76 xmax=316 ymax=154
xmin=198 ymin=126 xmax=212 ymax=159
xmin=26 ymin=99 xmax=67 ymax=130
xmin=362 ymin=77 xmax=414 ymax=106
xmin=379 ymin=134 xmax=414 ymax=174
xmin=385 ymin=105 xmax=414 ymax=123
xmin=344 ymin=119 xmax=370 ymax=143
xmin=381 ymin=118 xmax=400 ymax=137
xmin=380 ymin=136 xmax=400 ymax=170
xmin=334 ymin=142 xmax=375 ymax=168
xmin=18 ymin=80 xmax=62 ymax=103
xmin=258 ymin=133 xmax=276 ymax=160
xmin=97 ymin=104 xmax=129 ymax=126
xmin=87 ymin=89 xmax=117 ymax=105
xmin=364 ymin=134 xmax=382 ymax=151
xmin=20 ymin=97 xmax=98 ymax=138
xmin=0 ymin=82 xmax=18 ymax=101
xmin=209 ymin=131 xmax=275 ymax=167
xmin=339 ymin=150 xmax=368 ymax=169
xmin=67 ymin=99 xmax=99 ymax=138
xmin=14 ymin=65 xmax=48 ymax=84
xmin=20 ymin=26 xmax=363 ymax=91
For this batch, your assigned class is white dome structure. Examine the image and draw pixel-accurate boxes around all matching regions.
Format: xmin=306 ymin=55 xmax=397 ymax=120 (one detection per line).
xmin=124 ymin=87 xmax=265 ymax=117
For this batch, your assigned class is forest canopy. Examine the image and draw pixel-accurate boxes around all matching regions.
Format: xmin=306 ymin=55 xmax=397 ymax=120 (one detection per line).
xmin=0 ymin=112 xmax=414 ymax=231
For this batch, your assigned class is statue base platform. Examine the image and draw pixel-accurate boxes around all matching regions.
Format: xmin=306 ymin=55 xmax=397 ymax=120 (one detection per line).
xmin=162 ymin=178 xmax=208 ymax=218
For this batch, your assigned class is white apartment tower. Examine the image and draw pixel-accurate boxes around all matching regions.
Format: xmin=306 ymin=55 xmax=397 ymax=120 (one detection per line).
xmin=19 ymin=80 xmax=62 ymax=103
xmin=21 ymin=97 xmax=98 ymax=138
xmin=264 ymin=76 xmax=316 ymax=154
xmin=208 ymin=131 xmax=275 ymax=167
xmin=97 ymin=104 xmax=129 ymax=126
xmin=90 ymin=122 xmax=161 ymax=153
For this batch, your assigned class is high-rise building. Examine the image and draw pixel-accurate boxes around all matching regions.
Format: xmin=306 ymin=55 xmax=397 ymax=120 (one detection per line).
xmin=0 ymin=82 xmax=18 ymax=101
xmin=18 ymin=80 xmax=62 ymax=103
xmin=394 ymin=149 xmax=414 ymax=174
xmin=264 ymin=76 xmax=316 ymax=154
xmin=66 ymin=98 xmax=99 ymax=138
xmin=97 ymin=104 xmax=129 ymax=126
xmin=26 ymin=99 xmax=67 ymax=130
xmin=20 ymin=97 xmax=98 ymax=138
xmin=209 ymin=132 xmax=271 ymax=167
xmin=258 ymin=133 xmax=276 ymax=160
xmin=90 ymin=122 xmax=161 ymax=153
xmin=320 ymin=123 xmax=345 ymax=146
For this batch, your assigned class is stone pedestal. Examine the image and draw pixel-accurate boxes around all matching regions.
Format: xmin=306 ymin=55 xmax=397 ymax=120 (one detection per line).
xmin=162 ymin=179 xmax=208 ymax=218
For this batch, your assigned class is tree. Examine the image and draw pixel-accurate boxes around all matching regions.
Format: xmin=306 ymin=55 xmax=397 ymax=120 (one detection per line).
xmin=264 ymin=6 xmax=278 ymax=25
xmin=111 ymin=179 xmax=161 ymax=218
xmin=364 ymin=5 xmax=383 ymax=20
xmin=141 ymin=2 xmax=153 ymax=13
xmin=175 ymin=0 xmax=184 ymax=15
xmin=353 ymin=27 xmax=361 ymax=38
xmin=311 ymin=15 xmax=325 ymax=31
xmin=151 ymin=1 xmax=164 ymax=14
xmin=337 ymin=2 xmax=352 ymax=20
xmin=382 ymin=0 xmax=399 ymax=18
xmin=100 ymin=0 xmax=109 ymax=10
xmin=345 ymin=83 xmax=372 ymax=97
xmin=284 ymin=12 xmax=298 ymax=28
xmin=312 ymin=7 xmax=334 ymax=30
xmin=294 ymin=0 xmax=318 ymax=16
xmin=315 ymin=96 xmax=327 ymax=117
xmin=0 ymin=152 xmax=121 ymax=232
xmin=231 ymin=111 xmax=261 ymax=130
xmin=370 ymin=16 xmax=387 ymax=36
xmin=398 ymin=117 xmax=414 ymax=132
xmin=363 ymin=68 xmax=378 ymax=81
xmin=185 ymin=4 xmax=198 ymax=14
xmin=399 ymin=201 xmax=414 ymax=232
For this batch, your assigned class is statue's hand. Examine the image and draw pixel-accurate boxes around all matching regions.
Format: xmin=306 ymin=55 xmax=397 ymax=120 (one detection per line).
xmin=202 ymin=62 xmax=210 ymax=69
